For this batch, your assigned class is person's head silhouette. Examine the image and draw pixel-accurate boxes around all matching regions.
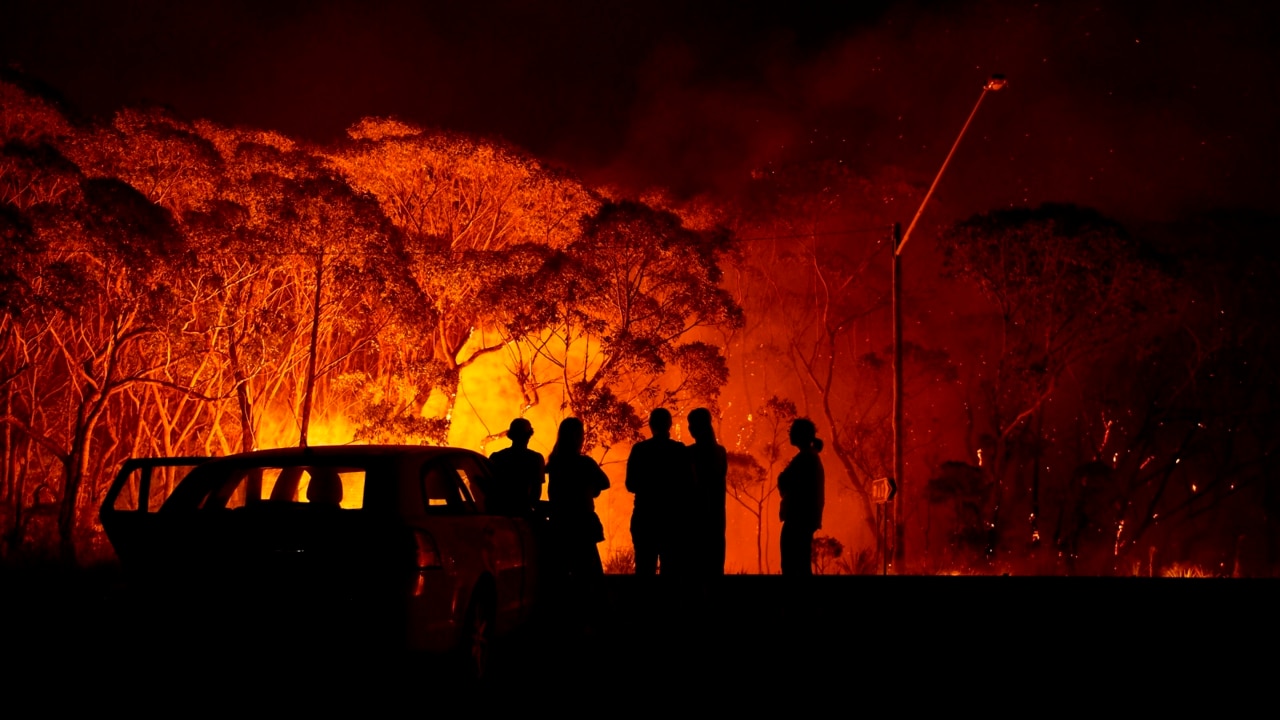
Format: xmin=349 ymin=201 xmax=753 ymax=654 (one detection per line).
xmin=507 ymin=418 xmax=534 ymax=447
xmin=687 ymin=407 xmax=715 ymax=444
xmin=788 ymin=418 xmax=823 ymax=453
xmin=306 ymin=467 xmax=343 ymax=507
xmin=649 ymin=408 xmax=673 ymax=439
xmin=551 ymin=417 xmax=586 ymax=458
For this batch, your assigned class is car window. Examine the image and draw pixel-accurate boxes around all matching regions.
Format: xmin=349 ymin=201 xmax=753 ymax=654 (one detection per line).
xmin=110 ymin=463 xmax=202 ymax=512
xmin=421 ymin=465 xmax=476 ymax=515
xmin=201 ymin=466 xmax=366 ymax=509
xmin=452 ymin=456 xmax=495 ymax=514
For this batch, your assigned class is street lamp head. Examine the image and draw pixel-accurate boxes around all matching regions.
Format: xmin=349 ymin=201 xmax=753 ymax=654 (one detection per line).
xmin=899 ymin=70 xmax=1007 ymax=256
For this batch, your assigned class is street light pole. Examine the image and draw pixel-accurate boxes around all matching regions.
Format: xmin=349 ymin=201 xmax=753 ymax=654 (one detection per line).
xmin=890 ymin=74 xmax=1005 ymax=573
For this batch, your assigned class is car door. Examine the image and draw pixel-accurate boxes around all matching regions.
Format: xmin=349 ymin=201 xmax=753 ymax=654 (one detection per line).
xmin=402 ymin=458 xmax=489 ymax=651
xmin=99 ymin=457 xmax=208 ymax=568
xmin=451 ymin=454 xmax=532 ymax=627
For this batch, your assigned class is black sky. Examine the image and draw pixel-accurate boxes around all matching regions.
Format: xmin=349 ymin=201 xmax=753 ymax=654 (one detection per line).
xmin=2 ymin=0 xmax=1276 ymax=226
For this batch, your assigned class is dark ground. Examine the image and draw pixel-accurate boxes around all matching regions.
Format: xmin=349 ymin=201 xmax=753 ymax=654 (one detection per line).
xmin=3 ymin=565 xmax=1276 ymax=706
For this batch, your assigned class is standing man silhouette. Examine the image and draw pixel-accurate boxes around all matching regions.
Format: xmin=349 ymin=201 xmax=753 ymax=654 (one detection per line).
xmin=687 ymin=407 xmax=728 ymax=576
xmin=626 ymin=408 xmax=694 ymax=575
xmin=777 ymin=418 xmax=825 ymax=576
xmin=487 ymin=418 xmax=545 ymax=515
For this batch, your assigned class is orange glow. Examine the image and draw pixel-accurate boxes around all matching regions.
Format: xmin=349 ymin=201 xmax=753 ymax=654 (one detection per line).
xmin=1162 ymin=564 xmax=1213 ymax=578
xmin=1 ymin=74 xmax=1263 ymax=577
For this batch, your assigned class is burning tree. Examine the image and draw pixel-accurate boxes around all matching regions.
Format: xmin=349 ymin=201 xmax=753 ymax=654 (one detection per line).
xmin=1063 ymin=211 xmax=1280 ymax=575
xmin=504 ymin=200 xmax=743 ymax=453
xmin=937 ymin=203 xmax=1170 ymax=569
xmin=925 ymin=460 xmax=991 ymax=569
xmin=67 ymin=106 xmax=221 ymax=218
xmin=325 ymin=119 xmax=600 ymax=441
xmin=722 ymin=160 xmax=948 ymax=570
xmin=2 ymin=68 xmax=1272 ymax=578
xmin=725 ymin=395 xmax=797 ymax=573
xmin=2 ymin=171 xmax=193 ymax=560
xmin=240 ymin=173 xmax=409 ymax=447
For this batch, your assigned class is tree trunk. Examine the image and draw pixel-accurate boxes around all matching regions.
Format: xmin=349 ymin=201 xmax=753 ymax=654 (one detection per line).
xmin=229 ymin=331 xmax=262 ymax=501
xmin=56 ymin=438 xmax=86 ymax=563
xmin=986 ymin=434 xmax=1005 ymax=565
xmin=755 ymin=501 xmax=763 ymax=573
xmin=2 ymin=386 xmax=10 ymax=504
xmin=1029 ymin=408 xmax=1044 ymax=558
xmin=299 ymin=254 xmax=324 ymax=448
xmin=228 ymin=327 xmax=257 ymax=453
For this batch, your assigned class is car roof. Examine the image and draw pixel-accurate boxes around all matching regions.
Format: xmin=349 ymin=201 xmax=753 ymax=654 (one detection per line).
xmin=205 ymin=444 xmax=480 ymax=465
xmin=161 ymin=445 xmax=489 ymax=509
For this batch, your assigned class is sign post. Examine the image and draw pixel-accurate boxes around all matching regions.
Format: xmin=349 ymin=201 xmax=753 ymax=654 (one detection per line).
xmin=872 ymin=476 xmax=898 ymax=575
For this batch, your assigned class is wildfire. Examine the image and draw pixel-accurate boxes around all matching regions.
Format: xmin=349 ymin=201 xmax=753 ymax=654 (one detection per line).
xmin=1161 ymin=564 xmax=1213 ymax=579
xmin=0 ymin=73 xmax=1269 ymax=577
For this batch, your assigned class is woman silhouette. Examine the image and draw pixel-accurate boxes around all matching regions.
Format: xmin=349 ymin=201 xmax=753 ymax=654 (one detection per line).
xmin=777 ymin=418 xmax=825 ymax=576
xmin=546 ymin=417 xmax=611 ymax=576
xmin=687 ymin=407 xmax=728 ymax=576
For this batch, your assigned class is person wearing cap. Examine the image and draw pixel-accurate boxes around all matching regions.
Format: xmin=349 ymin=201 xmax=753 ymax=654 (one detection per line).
xmin=488 ymin=418 xmax=546 ymax=515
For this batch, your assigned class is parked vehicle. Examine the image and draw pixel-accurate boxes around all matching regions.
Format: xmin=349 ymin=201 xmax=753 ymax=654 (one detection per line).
xmin=99 ymin=444 xmax=545 ymax=673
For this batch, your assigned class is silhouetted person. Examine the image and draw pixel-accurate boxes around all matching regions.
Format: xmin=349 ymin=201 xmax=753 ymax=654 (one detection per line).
xmin=546 ymin=417 xmax=610 ymax=577
xmin=487 ymin=418 xmax=545 ymax=515
xmin=626 ymin=408 xmax=695 ymax=575
xmin=687 ymin=407 xmax=728 ymax=576
xmin=777 ymin=418 xmax=825 ymax=576
xmin=306 ymin=467 xmax=343 ymax=507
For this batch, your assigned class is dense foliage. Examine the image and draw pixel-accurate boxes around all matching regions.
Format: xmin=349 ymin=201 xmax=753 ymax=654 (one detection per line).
xmin=0 ymin=78 xmax=741 ymax=561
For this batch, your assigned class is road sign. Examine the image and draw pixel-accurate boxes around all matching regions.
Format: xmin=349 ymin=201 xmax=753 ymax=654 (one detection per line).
xmin=872 ymin=476 xmax=898 ymax=504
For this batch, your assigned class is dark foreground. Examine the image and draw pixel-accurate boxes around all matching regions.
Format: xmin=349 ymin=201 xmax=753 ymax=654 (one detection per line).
xmin=4 ymin=565 xmax=1276 ymax=705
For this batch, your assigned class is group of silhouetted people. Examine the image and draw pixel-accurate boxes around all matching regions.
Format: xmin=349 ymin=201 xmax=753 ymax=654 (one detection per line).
xmin=485 ymin=409 xmax=825 ymax=577
xmin=625 ymin=407 xmax=727 ymax=576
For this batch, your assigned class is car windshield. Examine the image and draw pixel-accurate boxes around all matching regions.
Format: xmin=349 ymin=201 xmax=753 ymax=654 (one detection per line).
xmin=199 ymin=465 xmax=367 ymax=510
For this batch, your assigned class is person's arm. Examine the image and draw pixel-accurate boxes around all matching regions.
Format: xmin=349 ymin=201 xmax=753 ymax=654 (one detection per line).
xmin=814 ymin=459 xmax=825 ymax=528
xmin=528 ymin=454 xmax=546 ymax=504
xmin=595 ymin=457 xmax=611 ymax=493
xmin=587 ymin=457 xmax=610 ymax=497
xmin=625 ymin=445 xmax=641 ymax=494
xmin=681 ymin=443 xmax=697 ymax=486
xmin=544 ymin=463 xmax=555 ymax=503
xmin=776 ymin=458 xmax=794 ymax=522
xmin=777 ymin=457 xmax=794 ymax=496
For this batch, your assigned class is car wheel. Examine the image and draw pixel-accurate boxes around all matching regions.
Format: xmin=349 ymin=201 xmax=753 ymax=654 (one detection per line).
xmin=459 ymin=591 xmax=494 ymax=681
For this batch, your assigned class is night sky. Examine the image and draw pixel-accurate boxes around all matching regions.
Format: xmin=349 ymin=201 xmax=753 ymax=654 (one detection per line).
xmin=2 ymin=0 xmax=1276 ymax=226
